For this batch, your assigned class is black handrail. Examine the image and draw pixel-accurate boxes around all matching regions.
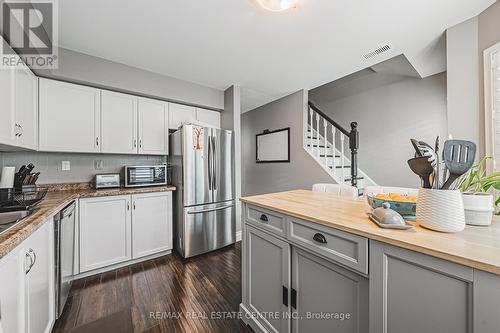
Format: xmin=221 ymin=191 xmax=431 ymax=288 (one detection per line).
xmin=307 ymin=101 xmax=359 ymax=187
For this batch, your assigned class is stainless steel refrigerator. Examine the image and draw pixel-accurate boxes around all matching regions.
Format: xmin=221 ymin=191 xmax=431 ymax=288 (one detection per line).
xmin=170 ymin=124 xmax=235 ymax=258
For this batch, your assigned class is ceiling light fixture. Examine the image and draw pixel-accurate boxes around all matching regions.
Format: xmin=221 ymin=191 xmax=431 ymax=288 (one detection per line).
xmin=255 ymin=0 xmax=298 ymax=12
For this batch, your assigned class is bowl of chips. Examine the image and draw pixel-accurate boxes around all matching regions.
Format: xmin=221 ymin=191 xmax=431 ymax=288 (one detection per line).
xmin=366 ymin=193 xmax=417 ymax=219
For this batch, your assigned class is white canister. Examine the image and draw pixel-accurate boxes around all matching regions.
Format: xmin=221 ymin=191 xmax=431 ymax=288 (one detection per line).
xmin=462 ymin=193 xmax=494 ymax=226
xmin=0 ymin=166 xmax=16 ymax=189
xmin=416 ymin=188 xmax=465 ymax=233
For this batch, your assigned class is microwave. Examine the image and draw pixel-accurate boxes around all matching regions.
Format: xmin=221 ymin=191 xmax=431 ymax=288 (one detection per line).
xmin=123 ymin=165 xmax=167 ymax=188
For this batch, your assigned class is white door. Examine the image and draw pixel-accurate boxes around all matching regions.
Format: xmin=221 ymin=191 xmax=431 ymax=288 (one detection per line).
xmin=196 ymin=108 xmax=221 ymax=128
xmin=131 ymin=192 xmax=172 ymax=259
xmin=14 ymin=62 xmax=38 ymax=150
xmin=0 ymin=66 xmax=16 ymax=146
xmin=79 ymin=195 xmax=132 ymax=272
xmin=39 ymin=79 xmax=101 ymax=153
xmin=245 ymin=225 xmax=290 ymax=333
xmin=24 ymin=221 xmax=55 ymax=333
xmin=101 ymin=90 xmax=138 ymax=154
xmin=169 ymin=103 xmax=196 ymax=130
xmin=0 ymin=246 xmax=25 ymax=333
xmin=138 ymin=98 xmax=168 ymax=155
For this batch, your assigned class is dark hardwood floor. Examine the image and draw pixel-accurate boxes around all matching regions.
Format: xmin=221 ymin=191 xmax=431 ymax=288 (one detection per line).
xmin=52 ymin=242 xmax=252 ymax=333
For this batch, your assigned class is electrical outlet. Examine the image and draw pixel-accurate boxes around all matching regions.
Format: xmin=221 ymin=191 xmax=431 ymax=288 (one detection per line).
xmin=61 ymin=161 xmax=71 ymax=171
xmin=94 ymin=160 xmax=104 ymax=170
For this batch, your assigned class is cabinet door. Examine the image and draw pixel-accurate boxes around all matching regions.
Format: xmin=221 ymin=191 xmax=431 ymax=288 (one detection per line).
xmin=196 ymin=108 xmax=221 ymax=128
xmin=39 ymin=79 xmax=101 ymax=153
xmin=79 ymin=195 xmax=132 ymax=272
xmin=25 ymin=220 xmax=55 ymax=333
xmin=245 ymin=225 xmax=290 ymax=333
xmin=101 ymin=90 xmax=138 ymax=154
xmin=169 ymin=103 xmax=195 ymax=130
xmin=14 ymin=62 xmax=38 ymax=150
xmin=291 ymin=248 xmax=368 ymax=333
xmin=138 ymin=98 xmax=168 ymax=155
xmin=0 ymin=246 xmax=25 ymax=333
xmin=131 ymin=192 xmax=172 ymax=259
xmin=370 ymin=241 xmax=473 ymax=333
xmin=0 ymin=66 xmax=16 ymax=146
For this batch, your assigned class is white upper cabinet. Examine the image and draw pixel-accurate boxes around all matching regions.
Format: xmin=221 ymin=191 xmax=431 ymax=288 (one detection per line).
xmin=101 ymin=90 xmax=138 ymax=154
xmin=39 ymin=79 xmax=101 ymax=153
xmin=14 ymin=62 xmax=38 ymax=150
xmin=0 ymin=66 xmax=16 ymax=146
xmin=196 ymin=108 xmax=221 ymax=128
xmin=138 ymin=97 xmax=168 ymax=155
xmin=169 ymin=103 xmax=196 ymax=130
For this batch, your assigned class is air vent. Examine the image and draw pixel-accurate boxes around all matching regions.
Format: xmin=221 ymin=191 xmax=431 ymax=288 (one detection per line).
xmin=363 ymin=45 xmax=391 ymax=60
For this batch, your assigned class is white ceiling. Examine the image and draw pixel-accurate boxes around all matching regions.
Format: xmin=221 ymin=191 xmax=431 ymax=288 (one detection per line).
xmin=57 ymin=0 xmax=495 ymax=112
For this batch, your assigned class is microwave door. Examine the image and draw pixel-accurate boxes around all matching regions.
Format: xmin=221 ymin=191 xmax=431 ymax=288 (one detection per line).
xmin=212 ymin=129 xmax=234 ymax=203
xmin=183 ymin=125 xmax=213 ymax=206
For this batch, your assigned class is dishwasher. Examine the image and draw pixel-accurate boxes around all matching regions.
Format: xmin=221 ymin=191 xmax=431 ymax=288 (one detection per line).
xmin=54 ymin=201 xmax=76 ymax=319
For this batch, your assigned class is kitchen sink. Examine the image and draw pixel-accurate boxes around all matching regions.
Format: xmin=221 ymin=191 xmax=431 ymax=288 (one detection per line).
xmin=0 ymin=209 xmax=36 ymax=234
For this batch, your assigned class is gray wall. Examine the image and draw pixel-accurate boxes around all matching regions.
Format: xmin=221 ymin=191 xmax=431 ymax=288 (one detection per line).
xmin=223 ymin=85 xmax=243 ymax=231
xmin=309 ymin=72 xmax=448 ymax=188
xmin=0 ymin=152 xmax=164 ymax=184
xmin=242 ymin=90 xmax=332 ymax=196
xmin=34 ymin=47 xmax=224 ymax=110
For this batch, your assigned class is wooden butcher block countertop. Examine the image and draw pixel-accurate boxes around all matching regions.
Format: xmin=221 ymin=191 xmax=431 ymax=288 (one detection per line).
xmin=0 ymin=185 xmax=176 ymax=259
xmin=241 ymin=189 xmax=500 ymax=275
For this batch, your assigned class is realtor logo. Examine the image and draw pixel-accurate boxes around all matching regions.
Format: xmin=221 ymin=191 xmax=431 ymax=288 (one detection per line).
xmin=1 ymin=0 xmax=58 ymax=69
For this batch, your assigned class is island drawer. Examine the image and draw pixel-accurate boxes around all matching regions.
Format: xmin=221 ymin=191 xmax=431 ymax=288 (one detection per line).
xmin=245 ymin=204 xmax=286 ymax=237
xmin=287 ymin=217 xmax=368 ymax=274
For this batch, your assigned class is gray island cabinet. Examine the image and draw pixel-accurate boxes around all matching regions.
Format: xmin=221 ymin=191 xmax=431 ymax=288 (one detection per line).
xmin=240 ymin=199 xmax=500 ymax=333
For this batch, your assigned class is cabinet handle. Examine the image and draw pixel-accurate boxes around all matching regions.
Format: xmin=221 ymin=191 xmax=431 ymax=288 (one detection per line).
xmin=291 ymin=288 xmax=297 ymax=310
xmin=134 ymin=139 xmax=137 ymax=148
xmin=15 ymin=124 xmax=20 ymax=137
xmin=313 ymin=233 xmax=327 ymax=244
xmin=96 ymin=137 xmax=99 ymax=146
xmin=133 ymin=202 xmax=136 ymax=210
xmin=19 ymin=125 xmax=23 ymax=137
xmin=139 ymin=139 xmax=142 ymax=148
xmin=25 ymin=250 xmax=34 ymax=274
xmin=259 ymin=214 xmax=268 ymax=222
xmin=282 ymin=286 xmax=288 ymax=307
xmin=30 ymin=248 xmax=36 ymax=268
xmin=127 ymin=202 xmax=130 ymax=211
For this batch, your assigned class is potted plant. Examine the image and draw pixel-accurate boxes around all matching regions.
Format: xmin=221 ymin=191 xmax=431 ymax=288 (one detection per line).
xmin=457 ymin=157 xmax=500 ymax=226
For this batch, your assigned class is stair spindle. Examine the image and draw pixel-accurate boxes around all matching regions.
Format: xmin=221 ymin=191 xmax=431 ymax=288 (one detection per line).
xmin=323 ymin=118 xmax=327 ymax=167
xmin=340 ymin=134 xmax=345 ymax=184
xmin=332 ymin=126 xmax=336 ymax=176
xmin=309 ymin=108 xmax=313 ymax=152
xmin=315 ymin=114 xmax=320 ymax=157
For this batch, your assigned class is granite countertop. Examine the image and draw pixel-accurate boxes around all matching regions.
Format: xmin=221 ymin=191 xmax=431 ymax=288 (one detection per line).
xmin=241 ymin=189 xmax=500 ymax=275
xmin=0 ymin=185 xmax=176 ymax=259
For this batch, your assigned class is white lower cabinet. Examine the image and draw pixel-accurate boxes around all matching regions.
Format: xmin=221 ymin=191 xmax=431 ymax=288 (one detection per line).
xmin=79 ymin=192 xmax=173 ymax=273
xmin=79 ymin=195 xmax=132 ymax=272
xmin=0 ymin=219 xmax=55 ymax=333
xmin=131 ymin=192 xmax=172 ymax=259
xmin=0 ymin=246 xmax=26 ymax=333
xmin=24 ymin=220 xmax=55 ymax=333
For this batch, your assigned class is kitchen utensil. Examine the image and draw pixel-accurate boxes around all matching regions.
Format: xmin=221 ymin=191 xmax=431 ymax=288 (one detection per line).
xmin=434 ymin=136 xmax=440 ymax=189
xmin=441 ymin=140 xmax=476 ymax=190
xmin=408 ymin=156 xmax=434 ymax=189
xmin=0 ymin=167 xmax=16 ymax=188
xmin=31 ymin=172 xmax=40 ymax=184
xmin=366 ymin=194 xmax=416 ymax=219
xmin=367 ymin=203 xmax=413 ymax=230
xmin=410 ymin=139 xmax=423 ymax=157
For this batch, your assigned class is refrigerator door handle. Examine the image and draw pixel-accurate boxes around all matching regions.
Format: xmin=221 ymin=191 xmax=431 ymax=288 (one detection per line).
xmin=186 ymin=204 xmax=233 ymax=215
xmin=207 ymin=133 xmax=212 ymax=190
xmin=212 ymin=136 xmax=217 ymax=190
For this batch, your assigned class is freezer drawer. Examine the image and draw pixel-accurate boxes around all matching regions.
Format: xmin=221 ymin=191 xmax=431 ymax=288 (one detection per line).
xmin=179 ymin=201 xmax=235 ymax=258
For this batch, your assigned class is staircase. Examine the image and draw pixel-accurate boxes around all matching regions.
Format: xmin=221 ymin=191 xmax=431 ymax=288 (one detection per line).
xmin=303 ymin=101 xmax=377 ymax=193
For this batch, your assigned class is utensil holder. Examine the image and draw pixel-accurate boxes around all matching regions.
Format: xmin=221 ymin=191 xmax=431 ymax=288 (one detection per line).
xmin=416 ymin=188 xmax=465 ymax=233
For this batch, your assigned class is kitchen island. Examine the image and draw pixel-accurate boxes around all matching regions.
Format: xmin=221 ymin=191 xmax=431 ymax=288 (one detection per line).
xmin=240 ymin=189 xmax=500 ymax=333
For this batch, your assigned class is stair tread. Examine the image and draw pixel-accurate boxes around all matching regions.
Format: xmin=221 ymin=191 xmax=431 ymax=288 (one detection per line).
xmin=319 ymin=154 xmax=341 ymax=158
xmin=328 ymin=166 xmax=351 ymax=169
xmin=345 ymin=176 xmax=364 ymax=180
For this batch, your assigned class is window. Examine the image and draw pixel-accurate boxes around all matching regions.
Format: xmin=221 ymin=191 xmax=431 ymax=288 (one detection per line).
xmin=484 ymin=42 xmax=500 ymax=172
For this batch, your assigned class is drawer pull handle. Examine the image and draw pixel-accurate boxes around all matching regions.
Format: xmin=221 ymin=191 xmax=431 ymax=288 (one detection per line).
xmin=282 ymin=286 xmax=288 ymax=307
xmin=313 ymin=233 xmax=327 ymax=244
xmin=260 ymin=214 xmax=268 ymax=222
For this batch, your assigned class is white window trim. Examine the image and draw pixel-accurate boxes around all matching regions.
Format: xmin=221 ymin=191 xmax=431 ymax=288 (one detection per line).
xmin=484 ymin=42 xmax=500 ymax=173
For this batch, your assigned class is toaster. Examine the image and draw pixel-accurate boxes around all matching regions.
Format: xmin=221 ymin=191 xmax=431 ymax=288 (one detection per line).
xmin=94 ymin=174 xmax=121 ymax=189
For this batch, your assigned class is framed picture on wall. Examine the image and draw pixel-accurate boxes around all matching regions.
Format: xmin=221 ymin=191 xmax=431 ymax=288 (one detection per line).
xmin=256 ymin=128 xmax=290 ymax=163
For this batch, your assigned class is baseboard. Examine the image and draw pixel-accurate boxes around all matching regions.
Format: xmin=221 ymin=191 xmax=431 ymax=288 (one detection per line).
xmin=236 ymin=230 xmax=242 ymax=242
xmin=240 ymin=303 xmax=268 ymax=333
